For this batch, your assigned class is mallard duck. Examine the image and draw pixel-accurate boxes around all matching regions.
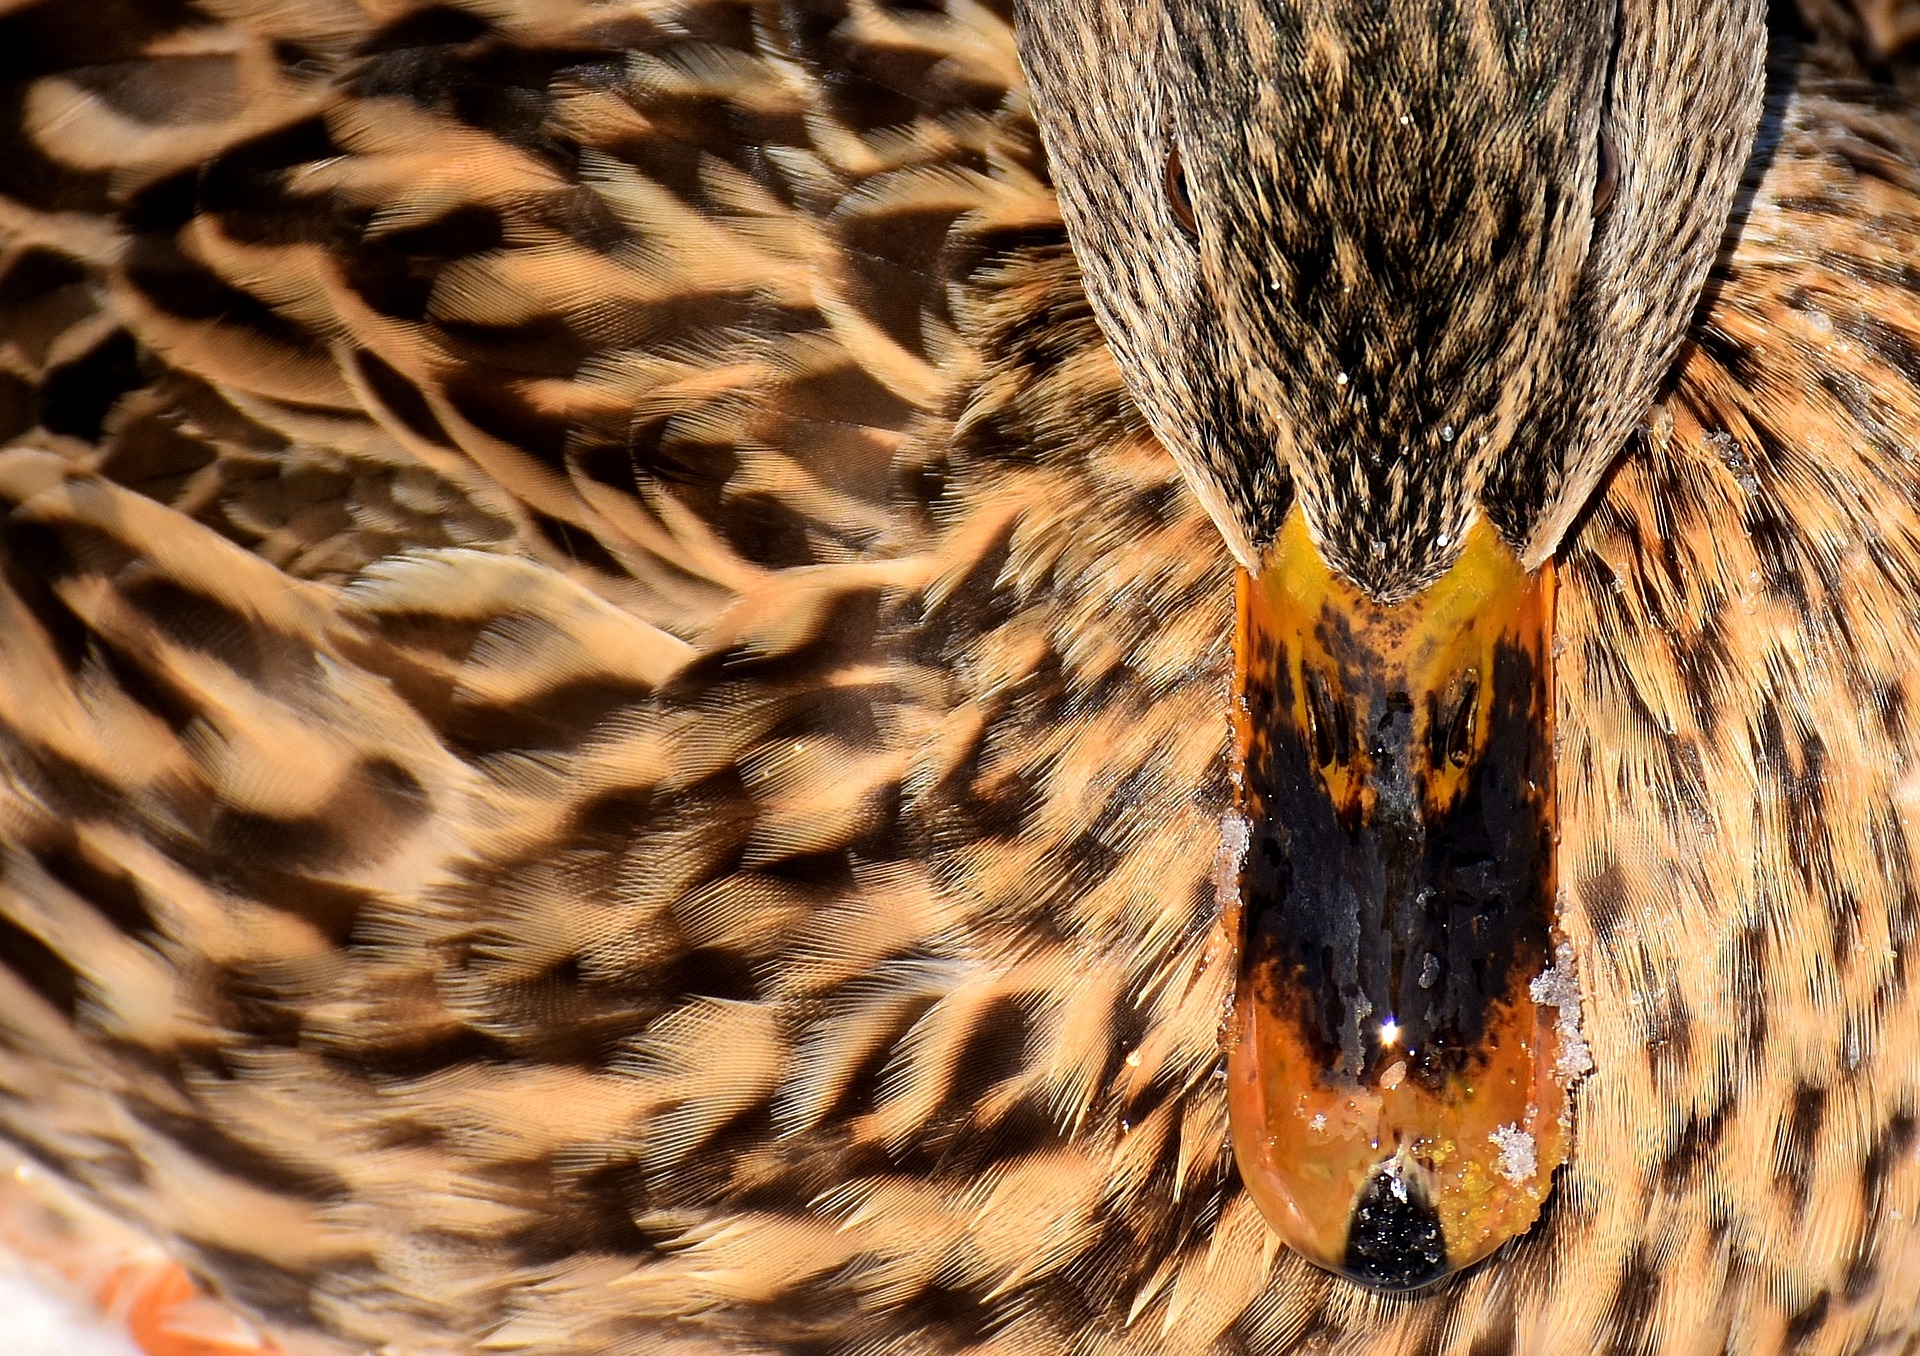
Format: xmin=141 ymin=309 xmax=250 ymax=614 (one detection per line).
xmin=4 ymin=0 xmax=1920 ymax=1351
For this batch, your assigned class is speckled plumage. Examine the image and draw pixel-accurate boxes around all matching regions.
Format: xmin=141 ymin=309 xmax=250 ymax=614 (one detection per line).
xmin=0 ymin=3 xmax=1919 ymax=1354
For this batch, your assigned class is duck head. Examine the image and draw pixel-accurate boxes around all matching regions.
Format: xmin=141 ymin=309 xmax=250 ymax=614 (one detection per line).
xmin=1014 ymin=0 xmax=1768 ymax=1290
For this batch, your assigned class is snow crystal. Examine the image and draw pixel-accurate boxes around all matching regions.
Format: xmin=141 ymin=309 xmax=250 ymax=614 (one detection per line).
xmin=1215 ymin=812 xmax=1250 ymax=905
xmin=1529 ymin=941 xmax=1595 ymax=1085
xmin=1490 ymin=1124 xmax=1537 ymax=1185
xmin=1418 ymin=952 xmax=1440 ymax=990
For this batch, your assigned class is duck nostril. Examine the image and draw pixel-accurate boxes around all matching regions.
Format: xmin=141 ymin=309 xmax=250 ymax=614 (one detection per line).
xmin=1446 ymin=672 xmax=1479 ymax=768
xmin=1304 ymin=666 xmax=1339 ymax=768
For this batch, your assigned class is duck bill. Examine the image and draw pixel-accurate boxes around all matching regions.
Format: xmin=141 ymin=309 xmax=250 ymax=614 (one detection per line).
xmin=1225 ymin=507 xmax=1578 ymax=1291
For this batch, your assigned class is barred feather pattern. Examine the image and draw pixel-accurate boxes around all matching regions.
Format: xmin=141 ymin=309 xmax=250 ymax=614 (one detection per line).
xmin=1 ymin=3 xmax=1920 ymax=1356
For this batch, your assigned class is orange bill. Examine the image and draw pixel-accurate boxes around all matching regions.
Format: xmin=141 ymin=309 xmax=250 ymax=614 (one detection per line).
xmin=1225 ymin=507 xmax=1582 ymax=1289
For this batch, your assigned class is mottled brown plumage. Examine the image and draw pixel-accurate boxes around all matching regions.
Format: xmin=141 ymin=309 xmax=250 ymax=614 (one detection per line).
xmin=0 ymin=1 xmax=1917 ymax=1353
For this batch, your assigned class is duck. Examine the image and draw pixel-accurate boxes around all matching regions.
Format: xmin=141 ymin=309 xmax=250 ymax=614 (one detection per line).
xmin=1 ymin=0 xmax=1920 ymax=1352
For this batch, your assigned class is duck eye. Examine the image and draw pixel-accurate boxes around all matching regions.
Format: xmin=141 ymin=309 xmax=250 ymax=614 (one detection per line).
xmin=1593 ymin=131 xmax=1619 ymax=217
xmin=1166 ymin=145 xmax=1199 ymax=240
